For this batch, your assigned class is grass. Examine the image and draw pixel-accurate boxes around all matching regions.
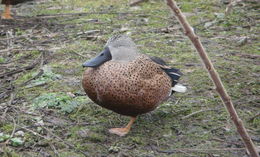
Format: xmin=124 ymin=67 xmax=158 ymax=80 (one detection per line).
xmin=0 ymin=0 xmax=259 ymax=156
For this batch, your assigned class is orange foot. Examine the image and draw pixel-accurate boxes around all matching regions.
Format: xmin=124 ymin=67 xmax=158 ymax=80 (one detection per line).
xmin=1 ymin=5 xmax=13 ymax=19
xmin=109 ymin=128 xmax=129 ymax=136
xmin=108 ymin=117 xmax=136 ymax=137
xmin=1 ymin=14 xmax=13 ymax=19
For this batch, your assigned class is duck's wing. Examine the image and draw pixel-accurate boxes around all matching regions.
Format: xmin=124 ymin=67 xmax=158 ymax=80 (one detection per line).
xmin=149 ymin=56 xmax=186 ymax=94
xmin=149 ymin=56 xmax=182 ymax=85
xmin=149 ymin=56 xmax=167 ymax=66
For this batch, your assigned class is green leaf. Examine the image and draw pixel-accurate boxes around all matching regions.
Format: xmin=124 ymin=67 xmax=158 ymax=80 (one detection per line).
xmin=32 ymin=92 xmax=83 ymax=114
xmin=10 ymin=137 xmax=24 ymax=146
xmin=0 ymin=133 xmax=11 ymax=142
xmin=0 ymin=57 xmax=5 ymax=63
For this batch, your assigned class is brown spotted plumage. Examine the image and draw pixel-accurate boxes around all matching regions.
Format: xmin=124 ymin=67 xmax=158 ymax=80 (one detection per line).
xmin=82 ymin=35 xmax=186 ymax=136
xmin=83 ymin=54 xmax=171 ymax=116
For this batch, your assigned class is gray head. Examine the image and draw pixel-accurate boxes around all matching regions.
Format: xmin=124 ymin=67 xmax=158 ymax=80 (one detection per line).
xmin=83 ymin=35 xmax=140 ymax=67
xmin=106 ymin=34 xmax=139 ymax=61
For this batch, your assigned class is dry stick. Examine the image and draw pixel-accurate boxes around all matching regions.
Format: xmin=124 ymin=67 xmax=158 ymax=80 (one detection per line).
xmin=155 ymin=147 xmax=247 ymax=153
xmin=225 ymin=0 xmax=233 ymax=15
xmin=71 ymin=50 xmax=89 ymax=58
xmin=17 ymin=124 xmax=88 ymax=156
xmin=42 ymin=126 xmax=89 ymax=157
xmin=231 ymin=53 xmax=260 ymax=59
xmin=225 ymin=0 xmax=243 ymax=15
xmin=181 ymin=109 xmax=217 ymax=120
xmin=50 ymin=144 xmax=60 ymax=157
xmin=165 ymin=1 xmax=259 ymax=157
xmin=18 ymin=125 xmax=50 ymax=140
xmin=0 ymin=53 xmax=42 ymax=78
xmin=4 ymin=115 xmax=16 ymax=145
xmin=248 ymin=113 xmax=260 ymax=122
xmin=35 ymin=11 xmax=140 ymax=18
xmin=129 ymin=0 xmax=148 ymax=6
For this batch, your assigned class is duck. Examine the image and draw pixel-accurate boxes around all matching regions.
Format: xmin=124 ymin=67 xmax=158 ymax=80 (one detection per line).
xmin=1 ymin=0 xmax=33 ymax=19
xmin=82 ymin=34 xmax=186 ymax=136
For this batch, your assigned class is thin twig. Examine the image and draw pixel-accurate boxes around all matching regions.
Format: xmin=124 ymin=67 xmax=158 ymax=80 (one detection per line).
xmin=0 ymin=52 xmax=42 ymax=78
xmin=1 ymin=108 xmax=9 ymax=119
xmin=181 ymin=109 xmax=217 ymax=120
xmin=42 ymin=126 xmax=89 ymax=157
xmin=177 ymin=149 xmax=197 ymax=157
xmin=36 ymin=11 xmax=141 ymax=19
xmin=4 ymin=115 xmax=16 ymax=145
xmin=71 ymin=50 xmax=88 ymax=58
xmin=211 ymin=137 xmax=243 ymax=147
xmin=19 ymin=52 xmax=45 ymax=86
xmin=50 ymin=143 xmax=60 ymax=157
xmin=248 ymin=113 xmax=260 ymax=122
xmin=8 ymin=92 xmax=17 ymax=105
xmin=230 ymin=53 xmax=260 ymax=59
xmin=155 ymin=147 xmax=246 ymax=154
xmin=225 ymin=0 xmax=234 ymax=15
xmin=18 ymin=123 xmax=93 ymax=157
xmin=3 ymin=52 xmax=45 ymax=105
xmin=129 ymin=0 xmax=148 ymax=6
xmin=165 ymin=1 xmax=259 ymax=157
xmin=18 ymin=125 xmax=50 ymax=140
xmin=134 ymin=34 xmax=162 ymax=42
xmin=20 ymin=69 xmax=44 ymax=87
xmin=225 ymin=0 xmax=243 ymax=15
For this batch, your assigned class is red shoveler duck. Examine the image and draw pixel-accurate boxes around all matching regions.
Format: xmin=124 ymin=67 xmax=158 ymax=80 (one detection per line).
xmin=1 ymin=0 xmax=33 ymax=19
xmin=82 ymin=35 xmax=186 ymax=136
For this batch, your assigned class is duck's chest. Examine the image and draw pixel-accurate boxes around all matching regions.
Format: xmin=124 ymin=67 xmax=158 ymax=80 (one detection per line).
xmin=82 ymin=61 xmax=146 ymax=99
xmin=82 ymin=59 xmax=171 ymax=116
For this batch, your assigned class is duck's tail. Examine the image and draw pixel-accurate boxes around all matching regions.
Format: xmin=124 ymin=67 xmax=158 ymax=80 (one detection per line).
xmin=171 ymin=83 xmax=187 ymax=93
xmin=149 ymin=56 xmax=187 ymax=95
xmin=161 ymin=67 xmax=187 ymax=95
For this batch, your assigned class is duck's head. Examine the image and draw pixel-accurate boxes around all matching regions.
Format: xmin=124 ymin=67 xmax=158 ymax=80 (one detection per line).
xmin=82 ymin=34 xmax=139 ymax=68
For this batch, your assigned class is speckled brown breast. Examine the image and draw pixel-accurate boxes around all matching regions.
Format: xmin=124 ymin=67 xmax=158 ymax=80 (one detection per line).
xmin=82 ymin=55 xmax=172 ymax=116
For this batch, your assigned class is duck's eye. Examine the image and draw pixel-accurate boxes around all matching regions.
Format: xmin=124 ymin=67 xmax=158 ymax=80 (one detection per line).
xmin=100 ymin=53 xmax=104 ymax=56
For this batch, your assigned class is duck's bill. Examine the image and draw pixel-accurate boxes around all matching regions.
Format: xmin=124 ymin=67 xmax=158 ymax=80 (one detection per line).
xmin=82 ymin=47 xmax=112 ymax=67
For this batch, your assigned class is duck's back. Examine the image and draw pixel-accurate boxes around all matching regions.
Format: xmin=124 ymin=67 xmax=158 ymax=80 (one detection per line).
xmin=82 ymin=55 xmax=172 ymax=116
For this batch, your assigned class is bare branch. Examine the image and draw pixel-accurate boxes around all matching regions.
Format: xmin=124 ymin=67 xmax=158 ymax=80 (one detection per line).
xmin=165 ymin=0 xmax=259 ymax=157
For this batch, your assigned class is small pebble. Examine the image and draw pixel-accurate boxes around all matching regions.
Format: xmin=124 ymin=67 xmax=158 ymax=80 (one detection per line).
xmin=15 ymin=131 xmax=25 ymax=137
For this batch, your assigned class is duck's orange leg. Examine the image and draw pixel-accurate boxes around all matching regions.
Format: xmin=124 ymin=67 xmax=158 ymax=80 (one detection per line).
xmin=1 ymin=4 xmax=13 ymax=19
xmin=109 ymin=117 xmax=136 ymax=136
